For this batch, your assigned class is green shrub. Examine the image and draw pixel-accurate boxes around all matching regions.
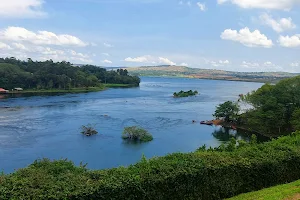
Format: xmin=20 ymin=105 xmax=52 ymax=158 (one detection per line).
xmin=173 ymin=90 xmax=198 ymax=97
xmin=122 ymin=126 xmax=153 ymax=142
xmin=2 ymin=132 xmax=300 ymax=199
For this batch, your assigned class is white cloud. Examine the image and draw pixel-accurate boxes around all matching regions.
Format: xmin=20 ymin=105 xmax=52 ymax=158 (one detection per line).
xmin=219 ymin=60 xmax=230 ymax=64
xmin=180 ymin=62 xmax=188 ymax=66
xmin=102 ymin=59 xmax=112 ymax=64
xmin=221 ymin=27 xmax=273 ymax=48
xmin=0 ymin=0 xmax=47 ymax=18
xmin=241 ymin=61 xmax=260 ymax=68
xmin=218 ymin=0 xmax=300 ymax=10
xmin=38 ymin=47 xmax=65 ymax=55
xmin=159 ymin=57 xmax=176 ymax=65
xmin=179 ymin=1 xmax=192 ymax=6
xmin=124 ymin=55 xmax=176 ymax=65
xmin=208 ymin=59 xmax=230 ymax=67
xmin=12 ymin=43 xmax=30 ymax=51
xmin=278 ymin=35 xmax=300 ymax=47
xmin=125 ymin=55 xmax=151 ymax=63
xmin=263 ymin=61 xmax=275 ymax=66
xmin=240 ymin=61 xmax=282 ymax=71
xmin=259 ymin=13 xmax=296 ymax=33
xmin=0 ymin=42 xmax=12 ymax=50
xmin=104 ymin=43 xmax=113 ymax=48
xmin=0 ymin=27 xmax=88 ymax=47
xmin=102 ymin=53 xmax=110 ymax=56
xmin=197 ymin=2 xmax=206 ymax=11
xmin=290 ymin=62 xmax=299 ymax=67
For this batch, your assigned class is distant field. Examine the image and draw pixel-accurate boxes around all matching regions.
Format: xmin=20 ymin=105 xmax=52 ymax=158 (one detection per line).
xmin=127 ymin=65 xmax=298 ymax=83
xmin=227 ymin=180 xmax=300 ymax=200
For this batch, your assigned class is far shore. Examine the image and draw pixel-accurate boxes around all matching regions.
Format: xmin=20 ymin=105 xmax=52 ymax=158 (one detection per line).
xmin=131 ymin=75 xmax=285 ymax=84
xmin=4 ymin=84 xmax=138 ymax=95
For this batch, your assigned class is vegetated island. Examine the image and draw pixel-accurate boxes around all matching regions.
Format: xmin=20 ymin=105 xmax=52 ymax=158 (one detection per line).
xmin=122 ymin=126 xmax=153 ymax=142
xmin=81 ymin=124 xmax=98 ymax=136
xmin=0 ymin=57 xmax=140 ymax=95
xmin=127 ymin=65 xmax=299 ymax=83
xmin=173 ymin=90 xmax=198 ymax=97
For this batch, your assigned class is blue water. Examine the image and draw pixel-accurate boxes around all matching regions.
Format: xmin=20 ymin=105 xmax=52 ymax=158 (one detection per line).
xmin=0 ymin=77 xmax=263 ymax=173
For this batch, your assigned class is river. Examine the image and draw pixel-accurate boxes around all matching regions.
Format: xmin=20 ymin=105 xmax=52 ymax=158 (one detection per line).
xmin=0 ymin=77 xmax=263 ymax=173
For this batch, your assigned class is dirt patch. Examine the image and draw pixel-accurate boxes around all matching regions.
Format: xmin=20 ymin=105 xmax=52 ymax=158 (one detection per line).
xmin=285 ymin=193 xmax=300 ymax=200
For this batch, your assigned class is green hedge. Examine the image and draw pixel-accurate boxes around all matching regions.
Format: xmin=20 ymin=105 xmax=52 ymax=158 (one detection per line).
xmin=2 ymin=132 xmax=300 ymax=200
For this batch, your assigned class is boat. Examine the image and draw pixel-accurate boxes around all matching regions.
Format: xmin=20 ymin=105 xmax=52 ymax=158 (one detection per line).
xmin=200 ymin=121 xmax=214 ymax=126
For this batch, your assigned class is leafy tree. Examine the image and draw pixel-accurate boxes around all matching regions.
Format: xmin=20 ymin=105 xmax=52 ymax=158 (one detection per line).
xmin=0 ymin=57 xmax=140 ymax=90
xmin=213 ymin=101 xmax=240 ymax=122
xmin=291 ymin=108 xmax=300 ymax=131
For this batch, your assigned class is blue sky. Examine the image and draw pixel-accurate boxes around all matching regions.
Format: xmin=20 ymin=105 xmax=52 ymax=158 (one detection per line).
xmin=0 ymin=0 xmax=300 ymax=72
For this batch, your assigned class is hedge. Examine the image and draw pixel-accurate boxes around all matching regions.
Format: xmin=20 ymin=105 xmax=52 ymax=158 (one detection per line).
xmin=1 ymin=132 xmax=300 ymax=200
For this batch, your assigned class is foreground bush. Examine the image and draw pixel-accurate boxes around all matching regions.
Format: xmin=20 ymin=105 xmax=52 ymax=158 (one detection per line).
xmin=122 ymin=126 xmax=153 ymax=142
xmin=2 ymin=132 xmax=300 ymax=200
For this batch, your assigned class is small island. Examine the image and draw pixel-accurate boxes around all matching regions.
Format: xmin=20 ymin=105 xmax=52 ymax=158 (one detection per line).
xmin=173 ymin=90 xmax=198 ymax=98
xmin=81 ymin=124 xmax=98 ymax=136
xmin=122 ymin=126 xmax=153 ymax=142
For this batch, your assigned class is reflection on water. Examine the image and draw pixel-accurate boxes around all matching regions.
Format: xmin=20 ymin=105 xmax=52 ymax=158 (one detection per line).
xmin=0 ymin=77 xmax=264 ymax=173
xmin=212 ymin=126 xmax=270 ymax=143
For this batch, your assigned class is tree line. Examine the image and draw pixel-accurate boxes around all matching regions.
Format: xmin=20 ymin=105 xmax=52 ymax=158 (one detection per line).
xmin=214 ymin=75 xmax=300 ymax=136
xmin=0 ymin=57 xmax=140 ymax=90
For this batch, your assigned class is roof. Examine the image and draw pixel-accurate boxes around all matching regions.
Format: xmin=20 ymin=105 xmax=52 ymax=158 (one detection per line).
xmin=0 ymin=88 xmax=8 ymax=91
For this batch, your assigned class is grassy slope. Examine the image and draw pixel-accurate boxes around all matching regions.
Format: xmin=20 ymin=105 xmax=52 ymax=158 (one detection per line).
xmin=227 ymin=180 xmax=300 ymax=200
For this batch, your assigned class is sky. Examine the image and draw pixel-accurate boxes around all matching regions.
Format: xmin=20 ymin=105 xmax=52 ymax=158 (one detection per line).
xmin=0 ymin=0 xmax=300 ymax=72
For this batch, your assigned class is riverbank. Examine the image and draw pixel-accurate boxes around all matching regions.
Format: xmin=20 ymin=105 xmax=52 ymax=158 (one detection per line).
xmin=210 ymin=119 xmax=276 ymax=138
xmin=6 ymin=84 xmax=137 ymax=95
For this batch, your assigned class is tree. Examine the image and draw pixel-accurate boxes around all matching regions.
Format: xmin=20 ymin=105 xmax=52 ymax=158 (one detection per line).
xmin=213 ymin=101 xmax=240 ymax=122
xmin=291 ymin=108 xmax=300 ymax=131
xmin=122 ymin=126 xmax=153 ymax=142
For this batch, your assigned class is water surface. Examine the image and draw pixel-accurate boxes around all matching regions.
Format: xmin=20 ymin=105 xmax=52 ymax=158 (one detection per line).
xmin=0 ymin=77 xmax=263 ymax=173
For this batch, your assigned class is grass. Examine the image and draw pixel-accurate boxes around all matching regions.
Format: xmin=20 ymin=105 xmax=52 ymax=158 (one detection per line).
xmin=227 ymin=180 xmax=300 ymax=200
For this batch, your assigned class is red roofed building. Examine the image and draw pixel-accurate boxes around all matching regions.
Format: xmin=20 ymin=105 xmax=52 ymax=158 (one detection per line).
xmin=0 ymin=88 xmax=9 ymax=93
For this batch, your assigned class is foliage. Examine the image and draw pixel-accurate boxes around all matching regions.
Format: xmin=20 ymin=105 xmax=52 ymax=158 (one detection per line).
xmin=291 ymin=108 xmax=300 ymax=131
xmin=0 ymin=57 xmax=140 ymax=90
xmin=238 ymin=76 xmax=300 ymax=135
xmin=122 ymin=126 xmax=153 ymax=142
xmin=81 ymin=124 xmax=98 ymax=136
xmin=173 ymin=90 xmax=198 ymax=97
xmin=2 ymin=132 xmax=300 ymax=199
xmin=213 ymin=101 xmax=240 ymax=122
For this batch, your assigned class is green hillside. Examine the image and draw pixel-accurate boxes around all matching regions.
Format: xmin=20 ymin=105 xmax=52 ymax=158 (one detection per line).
xmin=127 ymin=65 xmax=298 ymax=83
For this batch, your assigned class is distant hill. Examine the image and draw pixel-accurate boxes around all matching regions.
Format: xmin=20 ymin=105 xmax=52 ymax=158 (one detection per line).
xmin=127 ymin=65 xmax=299 ymax=83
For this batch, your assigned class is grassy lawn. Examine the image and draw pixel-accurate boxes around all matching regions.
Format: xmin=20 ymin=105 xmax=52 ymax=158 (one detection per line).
xmin=227 ymin=180 xmax=300 ymax=200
